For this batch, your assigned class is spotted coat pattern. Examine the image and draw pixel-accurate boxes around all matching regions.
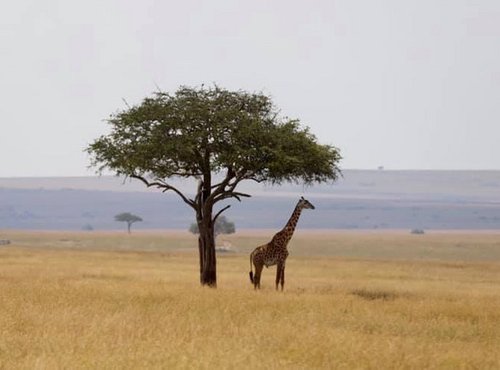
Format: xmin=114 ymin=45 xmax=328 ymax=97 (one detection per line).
xmin=249 ymin=197 xmax=315 ymax=290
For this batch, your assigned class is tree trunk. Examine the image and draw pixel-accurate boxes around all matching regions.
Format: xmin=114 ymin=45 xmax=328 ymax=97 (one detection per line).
xmin=196 ymin=171 xmax=217 ymax=287
xmin=127 ymin=222 xmax=131 ymax=234
xmin=197 ymin=218 xmax=217 ymax=287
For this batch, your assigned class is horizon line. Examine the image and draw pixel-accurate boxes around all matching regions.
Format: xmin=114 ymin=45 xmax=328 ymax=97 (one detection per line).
xmin=2 ymin=168 xmax=500 ymax=179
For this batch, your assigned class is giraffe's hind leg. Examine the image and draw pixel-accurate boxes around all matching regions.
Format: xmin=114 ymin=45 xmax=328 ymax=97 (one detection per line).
xmin=280 ymin=264 xmax=286 ymax=291
xmin=275 ymin=264 xmax=283 ymax=291
xmin=254 ymin=263 xmax=264 ymax=290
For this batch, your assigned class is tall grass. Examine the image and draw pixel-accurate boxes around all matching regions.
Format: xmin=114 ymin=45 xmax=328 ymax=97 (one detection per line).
xmin=1 ymin=231 xmax=500 ymax=368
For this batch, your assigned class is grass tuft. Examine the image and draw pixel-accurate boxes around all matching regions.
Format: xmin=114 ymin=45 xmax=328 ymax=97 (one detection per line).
xmin=351 ymin=288 xmax=398 ymax=301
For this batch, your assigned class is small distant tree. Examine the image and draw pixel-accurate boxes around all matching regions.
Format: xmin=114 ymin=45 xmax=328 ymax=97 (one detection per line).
xmin=115 ymin=212 xmax=143 ymax=233
xmin=190 ymin=215 xmax=235 ymax=237
xmin=216 ymin=215 xmax=235 ymax=235
xmin=411 ymin=228 xmax=425 ymax=235
xmin=82 ymin=224 xmax=94 ymax=231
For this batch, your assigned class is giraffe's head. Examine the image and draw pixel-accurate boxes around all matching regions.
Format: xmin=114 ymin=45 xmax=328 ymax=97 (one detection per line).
xmin=298 ymin=196 xmax=315 ymax=210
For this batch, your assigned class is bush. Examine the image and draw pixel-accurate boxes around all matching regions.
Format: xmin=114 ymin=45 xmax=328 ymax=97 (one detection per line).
xmin=82 ymin=224 xmax=94 ymax=231
xmin=189 ymin=216 xmax=235 ymax=236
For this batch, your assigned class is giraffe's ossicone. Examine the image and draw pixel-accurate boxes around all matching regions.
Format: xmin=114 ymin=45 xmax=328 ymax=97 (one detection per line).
xmin=249 ymin=197 xmax=315 ymax=290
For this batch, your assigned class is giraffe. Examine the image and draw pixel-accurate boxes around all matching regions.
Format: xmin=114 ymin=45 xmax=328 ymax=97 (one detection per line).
xmin=249 ymin=196 xmax=315 ymax=290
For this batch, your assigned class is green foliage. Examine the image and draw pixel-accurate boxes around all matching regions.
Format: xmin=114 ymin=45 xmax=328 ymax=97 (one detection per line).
xmin=87 ymin=85 xmax=341 ymax=186
xmin=189 ymin=216 xmax=236 ymax=236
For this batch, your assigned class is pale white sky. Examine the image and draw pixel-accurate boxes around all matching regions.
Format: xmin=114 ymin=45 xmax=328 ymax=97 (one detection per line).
xmin=1 ymin=0 xmax=499 ymax=177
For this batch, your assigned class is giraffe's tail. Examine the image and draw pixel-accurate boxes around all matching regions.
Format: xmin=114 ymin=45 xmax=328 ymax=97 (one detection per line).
xmin=249 ymin=251 xmax=254 ymax=284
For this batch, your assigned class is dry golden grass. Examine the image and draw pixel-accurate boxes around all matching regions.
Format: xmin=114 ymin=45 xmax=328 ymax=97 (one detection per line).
xmin=1 ymin=230 xmax=500 ymax=369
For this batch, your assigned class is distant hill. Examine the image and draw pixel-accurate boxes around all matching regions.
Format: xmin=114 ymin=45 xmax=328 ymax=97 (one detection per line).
xmin=1 ymin=170 xmax=500 ymax=230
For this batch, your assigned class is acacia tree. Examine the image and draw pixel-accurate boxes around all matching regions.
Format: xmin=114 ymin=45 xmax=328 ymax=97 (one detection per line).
xmin=114 ymin=212 xmax=143 ymax=234
xmin=87 ymin=86 xmax=341 ymax=287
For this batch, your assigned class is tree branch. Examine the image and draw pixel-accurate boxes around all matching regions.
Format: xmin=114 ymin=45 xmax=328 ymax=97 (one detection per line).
xmin=194 ymin=179 xmax=204 ymax=217
xmin=213 ymin=205 xmax=231 ymax=223
xmin=249 ymin=177 xmax=265 ymax=183
xmin=214 ymin=191 xmax=251 ymax=203
xmin=130 ymin=174 xmax=196 ymax=210
xmin=206 ymin=167 xmax=236 ymax=205
xmin=236 ymin=169 xmax=265 ymax=184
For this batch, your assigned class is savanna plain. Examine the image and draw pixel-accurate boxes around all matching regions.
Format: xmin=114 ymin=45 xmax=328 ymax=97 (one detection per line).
xmin=1 ymin=230 xmax=500 ymax=369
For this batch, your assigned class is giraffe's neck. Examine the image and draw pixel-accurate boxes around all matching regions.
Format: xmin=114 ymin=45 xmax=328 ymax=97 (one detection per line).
xmin=282 ymin=203 xmax=303 ymax=243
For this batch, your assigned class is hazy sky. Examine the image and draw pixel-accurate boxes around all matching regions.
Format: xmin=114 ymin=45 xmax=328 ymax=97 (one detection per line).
xmin=1 ymin=0 xmax=500 ymax=177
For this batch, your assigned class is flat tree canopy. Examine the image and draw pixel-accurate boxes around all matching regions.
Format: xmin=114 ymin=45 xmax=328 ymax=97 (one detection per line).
xmin=87 ymin=85 xmax=341 ymax=286
xmin=114 ymin=212 xmax=143 ymax=233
